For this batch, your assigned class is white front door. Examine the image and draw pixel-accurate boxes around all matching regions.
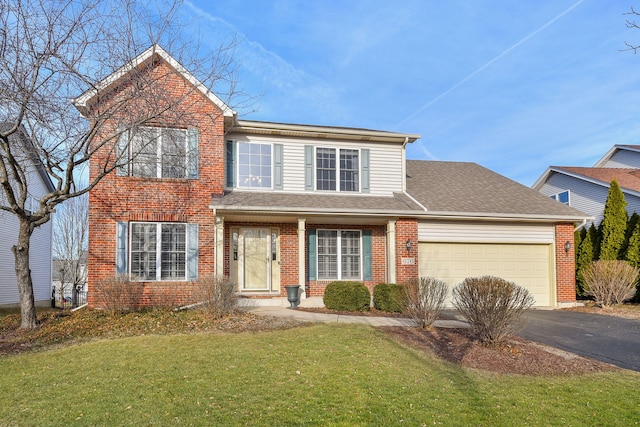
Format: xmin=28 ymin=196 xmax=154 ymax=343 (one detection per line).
xmin=240 ymin=228 xmax=271 ymax=291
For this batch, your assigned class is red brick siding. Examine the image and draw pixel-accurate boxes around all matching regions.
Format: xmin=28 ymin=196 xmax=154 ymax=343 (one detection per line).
xmin=395 ymin=218 xmax=418 ymax=283
xmin=87 ymin=59 xmax=224 ymax=307
xmin=555 ymin=223 xmax=577 ymax=303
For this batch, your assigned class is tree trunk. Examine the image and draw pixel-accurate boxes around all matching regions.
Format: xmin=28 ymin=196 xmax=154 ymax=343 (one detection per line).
xmin=12 ymin=219 xmax=37 ymax=329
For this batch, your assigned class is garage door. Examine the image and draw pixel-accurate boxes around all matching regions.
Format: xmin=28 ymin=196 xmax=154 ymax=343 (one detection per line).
xmin=418 ymin=242 xmax=553 ymax=307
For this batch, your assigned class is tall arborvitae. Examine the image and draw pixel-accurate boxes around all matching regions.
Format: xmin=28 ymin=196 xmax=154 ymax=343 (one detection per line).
xmin=621 ymin=212 xmax=640 ymax=257
xmin=599 ymin=179 xmax=628 ymax=260
xmin=625 ymin=220 xmax=640 ymax=267
xmin=576 ymin=224 xmax=595 ymax=297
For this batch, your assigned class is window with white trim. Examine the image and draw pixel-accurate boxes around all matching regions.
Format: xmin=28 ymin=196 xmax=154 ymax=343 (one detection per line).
xmin=130 ymin=222 xmax=186 ymax=280
xmin=316 ymin=148 xmax=359 ymax=192
xmin=317 ymin=229 xmax=361 ymax=280
xmin=130 ymin=127 xmax=187 ymax=178
xmin=550 ymin=190 xmax=570 ymax=205
xmin=238 ymin=142 xmax=272 ymax=188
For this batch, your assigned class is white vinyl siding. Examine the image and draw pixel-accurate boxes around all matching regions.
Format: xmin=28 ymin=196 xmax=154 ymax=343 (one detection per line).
xmin=225 ymin=135 xmax=404 ymax=195
xmin=418 ymin=221 xmax=555 ymax=244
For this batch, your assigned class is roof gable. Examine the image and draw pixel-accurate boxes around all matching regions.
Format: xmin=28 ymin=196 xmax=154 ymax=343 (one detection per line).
xmin=72 ymin=44 xmax=235 ymax=118
xmin=594 ymin=145 xmax=640 ymax=168
xmin=545 ymin=166 xmax=640 ymax=196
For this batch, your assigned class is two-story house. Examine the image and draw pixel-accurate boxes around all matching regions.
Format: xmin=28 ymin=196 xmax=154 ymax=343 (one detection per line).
xmin=0 ymin=124 xmax=55 ymax=308
xmin=534 ymin=145 xmax=640 ymax=225
xmin=77 ymin=45 xmax=587 ymax=308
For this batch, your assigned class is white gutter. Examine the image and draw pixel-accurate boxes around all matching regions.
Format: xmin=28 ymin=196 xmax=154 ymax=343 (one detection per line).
xmin=574 ymin=218 xmax=588 ymax=232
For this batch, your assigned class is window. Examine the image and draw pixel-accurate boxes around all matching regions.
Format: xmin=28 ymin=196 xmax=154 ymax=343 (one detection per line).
xmin=238 ymin=142 xmax=272 ymax=188
xmin=129 ymin=127 xmax=188 ymax=178
xmin=130 ymin=222 xmax=186 ymax=281
xmin=317 ymin=229 xmax=361 ymax=280
xmin=551 ymin=190 xmax=570 ymax=205
xmin=316 ymin=148 xmax=359 ymax=192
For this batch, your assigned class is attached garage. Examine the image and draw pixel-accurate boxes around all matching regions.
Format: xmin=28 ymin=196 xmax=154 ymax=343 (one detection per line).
xmin=418 ymin=222 xmax=556 ymax=307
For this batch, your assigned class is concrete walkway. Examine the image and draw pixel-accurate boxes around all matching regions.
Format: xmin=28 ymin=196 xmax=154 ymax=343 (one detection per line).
xmin=239 ymin=306 xmax=468 ymax=328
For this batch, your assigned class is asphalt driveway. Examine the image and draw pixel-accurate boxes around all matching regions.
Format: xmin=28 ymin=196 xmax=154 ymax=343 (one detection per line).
xmin=518 ymin=310 xmax=640 ymax=371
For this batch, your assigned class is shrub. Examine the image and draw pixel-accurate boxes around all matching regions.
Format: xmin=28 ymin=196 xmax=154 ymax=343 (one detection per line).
xmin=323 ymin=281 xmax=371 ymax=312
xmin=581 ymin=260 xmax=639 ymax=307
xmin=402 ymin=277 xmax=448 ymax=329
xmin=373 ymin=283 xmax=405 ymax=312
xmin=452 ymin=276 xmax=533 ymax=345
xmin=194 ymin=275 xmax=237 ymax=319
xmin=93 ymin=274 xmax=144 ymax=314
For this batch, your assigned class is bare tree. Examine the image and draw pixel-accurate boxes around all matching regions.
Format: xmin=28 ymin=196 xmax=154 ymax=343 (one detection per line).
xmin=52 ymin=193 xmax=88 ymax=306
xmin=624 ymin=7 xmax=640 ymax=53
xmin=0 ymin=0 xmax=240 ymax=328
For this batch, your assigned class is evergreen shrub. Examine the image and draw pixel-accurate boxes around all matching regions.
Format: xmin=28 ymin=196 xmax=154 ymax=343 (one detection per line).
xmin=323 ymin=281 xmax=371 ymax=312
xmin=373 ymin=283 xmax=405 ymax=312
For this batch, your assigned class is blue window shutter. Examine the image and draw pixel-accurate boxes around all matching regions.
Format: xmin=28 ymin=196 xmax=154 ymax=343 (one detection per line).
xmin=116 ymin=125 xmax=129 ymax=176
xmin=304 ymin=145 xmax=314 ymax=191
xmin=187 ymin=223 xmax=199 ymax=281
xmin=308 ymin=229 xmax=317 ymax=280
xmin=363 ymin=230 xmax=372 ymax=281
xmin=187 ymin=128 xmax=199 ymax=179
xmin=361 ymin=148 xmax=370 ymax=193
xmin=226 ymin=140 xmax=236 ymax=188
xmin=116 ymin=221 xmax=128 ymax=274
xmin=274 ymin=143 xmax=284 ymax=190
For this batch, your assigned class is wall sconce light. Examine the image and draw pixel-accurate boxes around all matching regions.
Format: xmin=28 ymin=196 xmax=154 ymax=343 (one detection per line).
xmin=406 ymin=239 xmax=412 ymax=254
xmin=564 ymin=241 xmax=571 ymax=253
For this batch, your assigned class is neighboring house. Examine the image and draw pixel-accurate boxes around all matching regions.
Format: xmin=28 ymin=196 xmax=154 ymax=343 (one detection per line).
xmin=533 ymin=145 xmax=640 ymax=225
xmin=0 ymin=125 xmax=55 ymax=308
xmin=77 ymin=45 xmax=587 ymax=308
xmin=52 ymin=250 xmax=88 ymax=305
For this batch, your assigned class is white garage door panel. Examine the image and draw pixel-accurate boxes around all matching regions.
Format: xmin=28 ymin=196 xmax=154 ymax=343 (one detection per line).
xmin=419 ymin=243 xmax=552 ymax=307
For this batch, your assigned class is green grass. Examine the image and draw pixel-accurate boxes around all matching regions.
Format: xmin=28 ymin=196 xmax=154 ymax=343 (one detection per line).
xmin=0 ymin=324 xmax=638 ymax=426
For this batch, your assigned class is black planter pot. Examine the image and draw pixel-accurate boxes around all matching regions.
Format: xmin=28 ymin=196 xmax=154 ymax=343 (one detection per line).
xmin=284 ymin=285 xmax=300 ymax=308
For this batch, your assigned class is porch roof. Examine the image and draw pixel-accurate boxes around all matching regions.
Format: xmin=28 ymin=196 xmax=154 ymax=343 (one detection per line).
xmin=209 ymin=191 xmax=424 ymax=218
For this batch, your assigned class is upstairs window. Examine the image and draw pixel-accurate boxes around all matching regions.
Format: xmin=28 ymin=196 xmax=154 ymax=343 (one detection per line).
xmin=238 ymin=142 xmax=272 ymax=188
xmin=550 ymin=190 xmax=570 ymax=205
xmin=118 ymin=126 xmax=198 ymax=179
xmin=316 ymin=148 xmax=359 ymax=192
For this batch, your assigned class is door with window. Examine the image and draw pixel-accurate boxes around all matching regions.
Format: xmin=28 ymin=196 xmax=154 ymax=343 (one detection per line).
xmin=231 ymin=227 xmax=280 ymax=292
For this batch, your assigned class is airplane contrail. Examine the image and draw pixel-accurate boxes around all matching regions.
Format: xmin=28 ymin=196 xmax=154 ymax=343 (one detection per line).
xmin=395 ymin=0 xmax=584 ymax=128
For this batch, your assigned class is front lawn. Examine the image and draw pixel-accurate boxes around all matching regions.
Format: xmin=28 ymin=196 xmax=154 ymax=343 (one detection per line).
xmin=0 ymin=322 xmax=638 ymax=426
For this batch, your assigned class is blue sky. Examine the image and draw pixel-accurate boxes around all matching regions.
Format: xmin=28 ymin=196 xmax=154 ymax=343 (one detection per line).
xmin=181 ymin=0 xmax=640 ymax=186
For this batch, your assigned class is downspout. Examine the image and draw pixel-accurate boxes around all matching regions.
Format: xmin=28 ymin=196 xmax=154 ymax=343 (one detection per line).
xmin=401 ymin=137 xmax=409 ymax=192
xmin=574 ymin=218 xmax=587 ymax=232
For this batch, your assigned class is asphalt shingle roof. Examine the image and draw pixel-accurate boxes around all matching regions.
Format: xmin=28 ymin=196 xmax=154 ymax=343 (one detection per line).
xmin=406 ymin=160 xmax=587 ymax=217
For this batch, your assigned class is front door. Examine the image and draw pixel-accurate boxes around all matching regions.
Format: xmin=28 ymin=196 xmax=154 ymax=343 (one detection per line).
xmin=237 ymin=228 xmax=280 ymax=291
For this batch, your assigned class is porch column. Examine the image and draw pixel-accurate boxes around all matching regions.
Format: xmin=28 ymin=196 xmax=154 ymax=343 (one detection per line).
xmin=298 ymin=218 xmax=307 ymax=300
xmin=214 ymin=215 xmax=225 ymax=277
xmin=387 ymin=220 xmax=397 ymax=284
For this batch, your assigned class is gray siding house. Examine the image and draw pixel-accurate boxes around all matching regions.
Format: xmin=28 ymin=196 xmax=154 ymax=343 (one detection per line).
xmin=0 ymin=126 xmax=55 ymax=307
xmin=533 ymin=145 xmax=640 ymax=225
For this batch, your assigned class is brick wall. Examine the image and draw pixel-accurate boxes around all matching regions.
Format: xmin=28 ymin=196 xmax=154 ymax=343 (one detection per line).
xmin=87 ymin=59 xmax=224 ymax=307
xmin=395 ymin=218 xmax=418 ymax=283
xmin=555 ymin=223 xmax=577 ymax=303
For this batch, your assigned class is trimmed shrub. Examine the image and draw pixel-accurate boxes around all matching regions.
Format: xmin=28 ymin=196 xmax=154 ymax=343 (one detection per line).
xmin=323 ymin=281 xmax=371 ymax=312
xmin=581 ymin=260 xmax=639 ymax=307
xmin=373 ymin=283 xmax=405 ymax=312
xmin=452 ymin=276 xmax=533 ymax=345
xmin=194 ymin=275 xmax=237 ymax=319
xmin=402 ymin=277 xmax=448 ymax=329
xmin=93 ymin=274 xmax=144 ymax=314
